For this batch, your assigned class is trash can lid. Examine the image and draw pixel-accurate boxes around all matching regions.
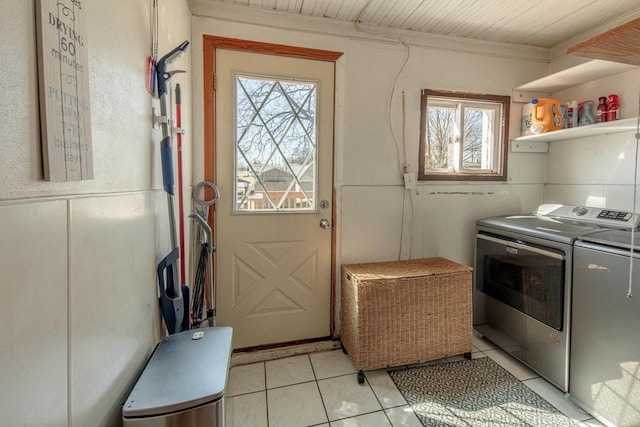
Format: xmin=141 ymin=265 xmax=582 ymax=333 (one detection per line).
xmin=122 ymin=326 xmax=233 ymax=418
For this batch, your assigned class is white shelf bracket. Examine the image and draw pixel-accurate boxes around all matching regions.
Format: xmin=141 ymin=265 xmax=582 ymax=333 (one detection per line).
xmin=511 ymin=139 xmax=549 ymax=153
xmin=512 ymin=90 xmax=552 ymax=104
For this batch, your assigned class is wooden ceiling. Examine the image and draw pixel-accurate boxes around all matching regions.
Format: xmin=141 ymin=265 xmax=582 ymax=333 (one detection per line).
xmin=193 ymin=0 xmax=640 ymax=49
xmin=568 ymin=17 xmax=640 ymax=66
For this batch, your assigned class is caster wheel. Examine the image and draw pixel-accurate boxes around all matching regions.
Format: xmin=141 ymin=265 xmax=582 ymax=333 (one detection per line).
xmin=464 ymin=352 xmax=472 ymax=360
xmin=357 ymin=371 xmax=365 ymax=384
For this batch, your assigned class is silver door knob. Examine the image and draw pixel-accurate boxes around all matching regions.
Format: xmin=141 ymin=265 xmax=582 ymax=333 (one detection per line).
xmin=319 ymin=219 xmax=331 ymax=229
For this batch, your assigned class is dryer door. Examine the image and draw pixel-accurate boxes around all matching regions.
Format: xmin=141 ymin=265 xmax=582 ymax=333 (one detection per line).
xmin=476 ymin=233 xmax=566 ymax=330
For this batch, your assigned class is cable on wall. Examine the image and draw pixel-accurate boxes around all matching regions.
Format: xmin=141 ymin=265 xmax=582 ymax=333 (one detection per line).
xmin=354 ymin=1 xmax=411 ymax=174
xmin=390 ymin=43 xmax=411 ymax=172
xmin=403 ymin=91 xmax=416 ymax=259
xmin=354 ymin=2 xmax=415 ymax=260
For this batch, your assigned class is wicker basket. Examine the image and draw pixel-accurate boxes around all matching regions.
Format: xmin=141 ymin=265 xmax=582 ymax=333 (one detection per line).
xmin=341 ymin=257 xmax=473 ymax=372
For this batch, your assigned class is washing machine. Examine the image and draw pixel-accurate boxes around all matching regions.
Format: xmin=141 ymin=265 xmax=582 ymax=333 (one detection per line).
xmin=122 ymin=327 xmax=232 ymax=427
xmin=571 ymin=229 xmax=640 ymax=427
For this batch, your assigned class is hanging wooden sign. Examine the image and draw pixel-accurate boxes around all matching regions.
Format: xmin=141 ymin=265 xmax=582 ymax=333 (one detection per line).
xmin=36 ymin=0 xmax=93 ymax=181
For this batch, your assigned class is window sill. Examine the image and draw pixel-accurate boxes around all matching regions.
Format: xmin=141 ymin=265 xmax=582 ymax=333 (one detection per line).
xmin=419 ymin=173 xmax=506 ymax=182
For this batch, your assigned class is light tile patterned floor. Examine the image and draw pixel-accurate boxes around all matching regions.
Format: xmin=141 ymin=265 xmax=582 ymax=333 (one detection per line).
xmin=225 ymin=333 xmax=604 ymax=427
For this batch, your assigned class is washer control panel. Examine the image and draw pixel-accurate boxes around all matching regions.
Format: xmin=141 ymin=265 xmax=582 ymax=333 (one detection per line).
xmin=536 ymin=204 xmax=639 ymax=228
xmin=597 ymin=210 xmax=634 ymax=222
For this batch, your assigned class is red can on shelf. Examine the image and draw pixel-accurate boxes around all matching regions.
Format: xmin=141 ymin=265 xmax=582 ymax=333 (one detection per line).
xmin=607 ymin=94 xmax=620 ymax=121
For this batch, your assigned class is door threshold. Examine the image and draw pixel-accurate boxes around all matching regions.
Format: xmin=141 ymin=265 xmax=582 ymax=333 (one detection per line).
xmin=231 ymin=337 xmax=341 ymax=367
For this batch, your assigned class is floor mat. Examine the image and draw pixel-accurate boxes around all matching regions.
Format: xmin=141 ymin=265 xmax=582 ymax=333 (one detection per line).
xmin=388 ymin=357 xmax=576 ymax=427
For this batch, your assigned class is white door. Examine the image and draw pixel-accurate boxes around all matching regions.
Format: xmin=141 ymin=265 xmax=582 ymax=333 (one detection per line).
xmin=215 ymin=48 xmax=335 ymax=349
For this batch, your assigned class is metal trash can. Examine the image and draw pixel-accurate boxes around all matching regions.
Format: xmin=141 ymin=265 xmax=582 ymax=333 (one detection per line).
xmin=122 ymin=327 xmax=232 ymax=427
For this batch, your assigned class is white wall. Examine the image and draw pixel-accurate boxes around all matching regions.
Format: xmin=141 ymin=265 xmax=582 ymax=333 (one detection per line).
xmin=543 ymin=69 xmax=640 ymax=210
xmin=190 ymin=5 xmax=549 ymax=275
xmin=0 ymin=1 xmax=191 ymax=425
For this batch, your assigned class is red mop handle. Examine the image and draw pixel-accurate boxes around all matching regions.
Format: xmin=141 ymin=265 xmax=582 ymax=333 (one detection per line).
xmin=175 ymin=84 xmax=186 ymax=285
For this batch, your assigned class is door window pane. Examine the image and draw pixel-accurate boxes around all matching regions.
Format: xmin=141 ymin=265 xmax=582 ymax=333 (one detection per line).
xmin=235 ymin=75 xmax=317 ymax=212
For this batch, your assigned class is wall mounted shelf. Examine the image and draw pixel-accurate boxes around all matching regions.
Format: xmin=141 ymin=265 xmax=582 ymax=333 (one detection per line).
xmin=514 ymin=117 xmax=639 ymax=143
xmin=512 ymin=59 xmax=637 ymax=103
xmin=511 ymin=117 xmax=639 ymax=152
xmin=511 ymin=17 xmax=640 ymax=151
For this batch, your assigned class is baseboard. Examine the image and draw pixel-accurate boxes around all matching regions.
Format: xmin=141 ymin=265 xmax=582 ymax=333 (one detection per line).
xmin=230 ymin=338 xmax=341 ymax=367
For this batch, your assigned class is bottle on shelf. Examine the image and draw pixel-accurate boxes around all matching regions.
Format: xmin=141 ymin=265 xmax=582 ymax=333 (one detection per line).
xmin=578 ymin=100 xmax=596 ymax=126
xmin=566 ymin=100 xmax=578 ymax=128
xmin=521 ymin=103 xmax=534 ymax=136
xmin=530 ymin=98 xmax=565 ymax=134
xmin=607 ymin=94 xmax=620 ymax=121
xmin=560 ymin=103 xmax=568 ymax=128
xmin=596 ymin=97 xmax=608 ymax=123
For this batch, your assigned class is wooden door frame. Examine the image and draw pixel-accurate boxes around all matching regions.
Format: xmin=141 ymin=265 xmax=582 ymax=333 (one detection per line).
xmin=202 ymin=35 xmax=343 ymax=337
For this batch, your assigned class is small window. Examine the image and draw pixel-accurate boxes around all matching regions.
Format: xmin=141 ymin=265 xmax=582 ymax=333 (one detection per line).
xmin=419 ymin=90 xmax=509 ymax=181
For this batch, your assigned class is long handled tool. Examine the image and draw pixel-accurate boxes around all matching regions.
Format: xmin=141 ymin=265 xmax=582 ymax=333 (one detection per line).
xmin=146 ymin=0 xmax=158 ymax=96
xmin=190 ymin=181 xmax=220 ymax=327
xmin=175 ymin=84 xmax=186 ymax=287
xmin=155 ymin=40 xmax=190 ymax=334
xmin=189 ymin=214 xmax=213 ymax=327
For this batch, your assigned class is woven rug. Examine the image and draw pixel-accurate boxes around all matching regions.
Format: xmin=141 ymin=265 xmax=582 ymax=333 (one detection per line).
xmin=388 ymin=357 xmax=576 ymax=427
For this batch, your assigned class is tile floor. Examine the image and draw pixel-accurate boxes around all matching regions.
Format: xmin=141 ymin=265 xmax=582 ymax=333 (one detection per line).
xmin=225 ymin=333 xmax=605 ymax=427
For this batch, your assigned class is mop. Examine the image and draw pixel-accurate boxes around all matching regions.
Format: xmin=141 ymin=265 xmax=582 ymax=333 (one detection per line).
xmin=155 ymin=40 xmax=190 ymax=334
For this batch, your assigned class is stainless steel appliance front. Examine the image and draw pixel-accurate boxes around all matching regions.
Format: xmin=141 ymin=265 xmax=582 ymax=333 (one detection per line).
xmin=571 ymin=232 xmax=640 ymax=427
xmin=474 ymin=226 xmax=572 ymax=392
xmin=474 ymin=205 xmax=639 ymax=395
xmin=123 ymin=400 xmax=222 ymax=427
